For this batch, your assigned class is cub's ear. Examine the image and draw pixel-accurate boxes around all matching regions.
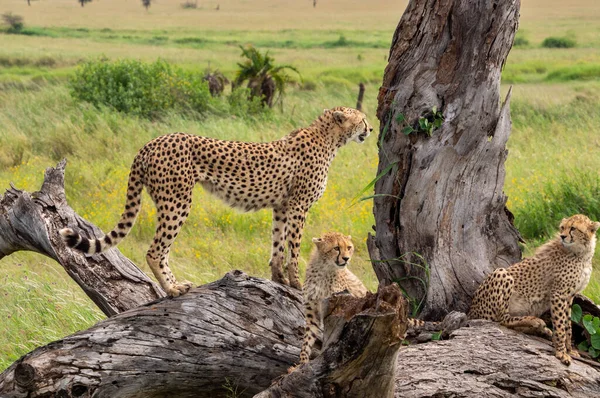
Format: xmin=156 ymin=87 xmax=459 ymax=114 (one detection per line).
xmin=323 ymin=108 xmax=330 ymax=113
xmin=346 ymin=235 xmax=352 ymax=240
xmin=333 ymin=110 xmax=347 ymax=125
xmin=312 ymin=237 xmax=323 ymax=245
xmin=590 ymin=222 xmax=600 ymax=234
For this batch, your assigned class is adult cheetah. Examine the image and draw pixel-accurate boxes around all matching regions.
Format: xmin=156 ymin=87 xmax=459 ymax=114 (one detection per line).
xmin=299 ymin=232 xmax=435 ymax=364
xmin=60 ymin=107 xmax=372 ymax=296
xmin=469 ymin=214 xmax=600 ymax=365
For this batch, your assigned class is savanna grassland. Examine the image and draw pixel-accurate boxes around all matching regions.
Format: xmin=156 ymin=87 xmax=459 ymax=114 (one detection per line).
xmin=1 ymin=0 xmax=600 ymax=370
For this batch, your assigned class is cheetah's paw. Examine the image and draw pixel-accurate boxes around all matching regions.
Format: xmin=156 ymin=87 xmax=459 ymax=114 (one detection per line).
xmin=555 ymin=350 xmax=572 ymax=366
xmin=166 ymin=281 xmax=194 ymax=297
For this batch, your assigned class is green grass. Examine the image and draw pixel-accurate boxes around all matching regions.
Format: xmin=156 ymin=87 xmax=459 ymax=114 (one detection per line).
xmin=2 ymin=0 xmax=600 ymax=373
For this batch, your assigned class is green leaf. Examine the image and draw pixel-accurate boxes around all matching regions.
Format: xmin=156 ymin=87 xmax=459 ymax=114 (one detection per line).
xmin=431 ymin=331 xmax=442 ymax=341
xmin=572 ymin=304 xmax=583 ymax=323
xmin=594 ymin=316 xmax=600 ymax=330
xmin=396 ymin=113 xmax=405 ymax=123
xmin=578 ymin=340 xmax=590 ymax=351
xmin=591 ymin=333 xmax=600 ymax=350
xmin=402 ymin=126 xmax=414 ymax=135
xmin=433 ymin=118 xmax=443 ymax=129
xmin=418 ymin=118 xmax=428 ymax=130
xmin=589 ymin=346 xmax=600 ymax=358
xmin=432 ymin=106 xmax=437 ymax=114
xmin=583 ymin=314 xmax=596 ymax=335
xmin=349 ymin=162 xmax=398 ymax=207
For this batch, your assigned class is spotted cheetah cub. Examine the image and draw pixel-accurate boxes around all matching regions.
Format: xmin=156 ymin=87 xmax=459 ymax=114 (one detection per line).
xmin=299 ymin=232 xmax=430 ymax=364
xmin=300 ymin=232 xmax=366 ymax=363
xmin=469 ymin=214 xmax=600 ymax=365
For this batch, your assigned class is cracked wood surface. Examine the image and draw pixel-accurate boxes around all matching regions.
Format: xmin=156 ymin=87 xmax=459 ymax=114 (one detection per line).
xmin=396 ymin=320 xmax=600 ymax=398
xmin=0 ymin=160 xmax=164 ymax=316
xmin=255 ymin=284 xmax=409 ymax=398
xmin=369 ymin=0 xmax=523 ymax=319
xmin=0 ymin=271 xmax=305 ymax=398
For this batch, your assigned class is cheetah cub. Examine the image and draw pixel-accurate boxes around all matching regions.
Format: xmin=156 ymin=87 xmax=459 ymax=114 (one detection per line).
xmin=299 ymin=232 xmax=430 ymax=364
xmin=300 ymin=232 xmax=366 ymax=363
xmin=469 ymin=214 xmax=600 ymax=365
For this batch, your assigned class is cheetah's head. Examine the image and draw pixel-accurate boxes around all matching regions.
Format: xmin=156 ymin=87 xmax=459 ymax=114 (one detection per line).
xmin=312 ymin=232 xmax=355 ymax=270
xmin=324 ymin=107 xmax=373 ymax=145
xmin=558 ymin=214 xmax=600 ymax=254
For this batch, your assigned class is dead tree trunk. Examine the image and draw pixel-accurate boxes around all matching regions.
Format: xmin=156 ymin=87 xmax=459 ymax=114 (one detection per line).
xmin=0 ymin=160 xmax=164 ymax=316
xmin=356 ymin=82 xmax=365 ymax=111
xmin=256 ymin=284 xmax=409 ymax=398
xmin=368 ymin=0 xmax=522 ymax=319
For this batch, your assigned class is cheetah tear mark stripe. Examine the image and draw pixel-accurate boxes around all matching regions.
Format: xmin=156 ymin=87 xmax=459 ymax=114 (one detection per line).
xmin=60 ymin=154 xmax=145 ymax=255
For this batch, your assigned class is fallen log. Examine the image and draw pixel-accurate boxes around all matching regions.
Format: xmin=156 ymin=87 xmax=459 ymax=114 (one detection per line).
xmin=0 ymin=159 xmax=164 ymax=316
xmin=0 ymin=271 xmax=305 ymax=398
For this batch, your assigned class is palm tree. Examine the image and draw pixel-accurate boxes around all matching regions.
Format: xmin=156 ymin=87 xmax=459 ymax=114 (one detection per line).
xmin=234 ymin=45 xmax=300 ymax=108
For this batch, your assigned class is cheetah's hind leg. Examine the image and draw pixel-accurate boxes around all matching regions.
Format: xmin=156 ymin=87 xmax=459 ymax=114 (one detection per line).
xmin=146 ymin=189 xmax=194 ymax=297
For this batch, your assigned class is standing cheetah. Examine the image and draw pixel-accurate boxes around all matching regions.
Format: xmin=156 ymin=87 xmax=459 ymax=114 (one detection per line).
xmin=299 ymin=232 xmax=434 ymax=364
xmin=469 ymin=214 xmax=600 ymax=365
xmin=60 ymin=107 xmax=372 ymax=296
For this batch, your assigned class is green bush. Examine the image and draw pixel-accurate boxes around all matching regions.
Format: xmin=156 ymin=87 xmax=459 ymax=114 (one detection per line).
xmin=69 ymin=58 xmax=214 ymax=118
xmin=541 ymin=36 xmax=576 ymax=48
xmin=512 ymin=171 xmax=600 ymax=240
xmin=2 ymin=12 xmax=24 ymax=33
xmin=513 ymin=34 xmax=529 ymax=47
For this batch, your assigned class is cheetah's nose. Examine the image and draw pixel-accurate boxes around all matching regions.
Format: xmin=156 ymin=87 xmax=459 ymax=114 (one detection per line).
xmin=342 ymin=256 xmax=350 ymax=262
xmin=560 ymin=235 xmax=567 ymax=240
xmin=369 ymin=127 xmax=373 ymax=132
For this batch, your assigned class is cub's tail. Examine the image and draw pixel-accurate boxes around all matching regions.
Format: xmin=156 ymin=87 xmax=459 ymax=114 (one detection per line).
xmin=60 ymin=156 xmax=144 ymax=255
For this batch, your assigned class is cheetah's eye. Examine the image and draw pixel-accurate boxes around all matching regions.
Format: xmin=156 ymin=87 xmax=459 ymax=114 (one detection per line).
xmin=334 ymin=246 xmax=340 ymax=252
xmin=570 ymin=226 xmax=576 ymax=232
xmin=348 ymin=246 xmax=352 ymax=250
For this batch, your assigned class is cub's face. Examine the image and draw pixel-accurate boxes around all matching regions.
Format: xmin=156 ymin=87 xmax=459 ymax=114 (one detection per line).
xmin=559 ymin=214 xmax=600 ymax=252
xmin=312 ymin=232 xmax=354 ymax=270
xmin=327 ymin=107 xmax=372 ymax=144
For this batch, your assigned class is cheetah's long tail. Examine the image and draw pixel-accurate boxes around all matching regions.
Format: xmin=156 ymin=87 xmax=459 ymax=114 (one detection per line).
xmin=59 ymin=155 xmax=144 ymax=255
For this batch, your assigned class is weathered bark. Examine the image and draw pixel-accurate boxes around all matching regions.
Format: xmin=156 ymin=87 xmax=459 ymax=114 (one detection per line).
xmin=0 ymin=271 xmax=304 ymax=398
xmin=396 ymin=320 xmax=600 ymax=398
xmin=256 ymin=284 xmax=409 ymax=398
xmin=369 ymin=0 xmax=522 ymax=319
xmin=0 ymin=160 xmax=164 ymax=316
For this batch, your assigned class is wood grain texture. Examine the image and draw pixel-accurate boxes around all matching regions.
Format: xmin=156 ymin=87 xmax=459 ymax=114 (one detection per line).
xmin=370 ymin=0 xmax=523 ymax=319
xmin=0 ymin=159 xmax=164 ymax=316
xmin=0 ymin=271 xmax=304 ymax=398
xmin=395 ymin=320 xmax=600 ymax=398
xmin=255 ymin=284 xmax=409 ymax=398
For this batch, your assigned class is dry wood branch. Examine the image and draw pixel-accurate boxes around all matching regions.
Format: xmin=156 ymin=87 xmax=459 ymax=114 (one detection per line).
xmin=0 ymin=271 xmax=305 ymax=398
xmin=0 ymin=159 xmax=164 ymax=316
xmin=256 ymin=284 xmax=409 ymax=398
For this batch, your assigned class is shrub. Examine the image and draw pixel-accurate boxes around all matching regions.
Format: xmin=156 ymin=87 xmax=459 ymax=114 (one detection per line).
xmin=541 ymin=36 xmax=576 ymax=48
xmin=513 ymin=34 xmax=529 ymax=47
xmin=2 ymin=12 xmax=24 ymax=33
xmin=69 ymin=58 xmax=214 ymax=118
xmin=181 ymin=1 xmax=198 ymax=9
xmin=512 ymin=171 xmax=600 ymax=240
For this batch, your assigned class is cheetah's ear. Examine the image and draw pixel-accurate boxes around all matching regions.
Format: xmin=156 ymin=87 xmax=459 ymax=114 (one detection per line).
xmin=591 ymin=222 xmax=600 ymax=234
xmin=323 ymin=108 xmax=330 ymax=113
xmin=346 ymin=235 xmax=352 ymax=240
xmin=312 ymin=237 xmax=323 ymax=245
xmin=333 ymin=110 xmax=347 ymax=125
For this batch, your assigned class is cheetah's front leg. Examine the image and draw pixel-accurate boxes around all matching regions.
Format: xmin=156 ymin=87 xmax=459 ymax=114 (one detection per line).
xmin=551 ymin=293 xmax=573 ymax=365
xmin=269 ymin=208 xmax=289 ymax=285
